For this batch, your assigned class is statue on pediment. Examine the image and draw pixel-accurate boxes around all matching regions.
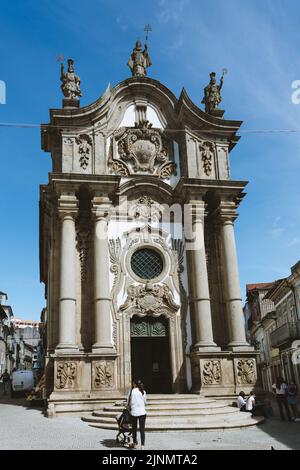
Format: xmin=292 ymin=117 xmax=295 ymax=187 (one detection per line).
xmin=127 ymin=40 xmax=152 ymax=77
xmin=201 ymin=71 xmax=224 ymax=113
xmin=60 ymin=59 xmax=82 ymax=99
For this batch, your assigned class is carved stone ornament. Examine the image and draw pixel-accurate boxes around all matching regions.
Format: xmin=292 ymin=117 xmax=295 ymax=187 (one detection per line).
xmin=202 ymin=360 xmax=221 ymax=385
xmin=109 ymin=159 xmax=129 ymax=176
xmin=199 ymin=141 xmax=214 ymax=176
xmin=94 ymin=360 xmax=114 ymax=389
xmin=75 ymin=134 xmax=92 ymax=169
xmin=108 ymin=238 xmax=121 ymax=291
xmin=110 ymin=121 xmax=176 ymax=179
xmin=76 ymin=211 xmax=92 ymax=282
xmin=129 ymin=196 xmax=161 ymax=223
xmin=236 ymin=359 xmax=256 ymax=385
xmin=120 ymin=283 xmax=179 ymax=316
xmin=56 ymin=361 xmax=77 ymax=389
xmin=130 ymin=316 xmax=168 ymax=337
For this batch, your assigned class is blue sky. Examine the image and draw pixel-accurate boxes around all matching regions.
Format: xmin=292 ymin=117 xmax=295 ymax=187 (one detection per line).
xmin=0 ymin=0 xmax=300 ymax=320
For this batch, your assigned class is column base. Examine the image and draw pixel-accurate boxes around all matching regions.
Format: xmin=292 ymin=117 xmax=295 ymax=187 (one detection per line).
xmin=227 ymin=342 xmax=254 ymax=352
xmin=55 ymin=343 xmax=79 ymax=353
xmin=191 ymin=342 xmax=221 ymax=353
xmin=92 ymin=344 xmax=116 ymax=354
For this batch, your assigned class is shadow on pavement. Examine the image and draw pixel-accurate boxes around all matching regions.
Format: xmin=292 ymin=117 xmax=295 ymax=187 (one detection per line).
xmin=251 ymin=395 xmax=300 ymax=450
xmin=0 ymin=394 xmax=45 ymax=415
xmin=100 ymin=439 xmax=123 ymax=449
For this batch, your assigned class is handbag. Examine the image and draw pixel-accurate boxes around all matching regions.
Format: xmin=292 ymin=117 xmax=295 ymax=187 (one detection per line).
xmin=123 ymin=388 xmax=133 ymax=423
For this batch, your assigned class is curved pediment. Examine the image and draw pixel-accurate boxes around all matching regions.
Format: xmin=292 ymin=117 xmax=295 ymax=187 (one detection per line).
xmin=45 ymin=77 xmax=242 ymax=137
xmin=42 ymin=76 xmax=243 ymax=183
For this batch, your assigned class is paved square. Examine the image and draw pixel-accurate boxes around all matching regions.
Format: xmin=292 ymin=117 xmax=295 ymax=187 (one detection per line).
xmin=0 ymin=397 xmax=299 ymax=450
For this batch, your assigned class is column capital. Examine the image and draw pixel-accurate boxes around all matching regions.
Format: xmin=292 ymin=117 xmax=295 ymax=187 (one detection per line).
xmin=186 ymin=199 xmax=208 ymax=222
xmin=213 ymin=200 xmax=239 ymax=224
xmin=91 ymin=195 xmax=113 ymax=221
xmin=57 ymin=194 xmax=78 ymax=220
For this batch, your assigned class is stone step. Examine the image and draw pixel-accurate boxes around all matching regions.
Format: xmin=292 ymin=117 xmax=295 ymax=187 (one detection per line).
xmin=81 ymin=394 xmax=263 ymax=431
xmin=85 ymin=409 xmax=242 ymax=423
xmin=115 ymin=397 xmax=216 ymax=404
xmin=101 ymin=402 xmax=229 ymax=412
xmin=92 ymin=407 xmax=239 ymax=418
xmin=85 ymin=415 xmax=264 ymax=431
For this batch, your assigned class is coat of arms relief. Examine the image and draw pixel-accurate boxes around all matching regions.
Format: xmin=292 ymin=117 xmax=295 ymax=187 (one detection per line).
xmin=108 ymin=120 xmax=177 ymax=179
xmin=120 ymin=282 xmax=180 ymax=317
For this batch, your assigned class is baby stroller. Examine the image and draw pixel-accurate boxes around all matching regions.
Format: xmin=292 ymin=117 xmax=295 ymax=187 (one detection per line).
xmin=115 ymin=408 xmax=132 ymax=445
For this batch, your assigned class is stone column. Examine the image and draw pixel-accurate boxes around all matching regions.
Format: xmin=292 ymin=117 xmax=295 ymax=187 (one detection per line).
xmin=92 ymin=196 xmax=115 ymax=353
xmin=56 ymin=195 xmax=78 ymax=351
xmin=187 ymin=201 xmax=219 ymax=351
xmin=218 ymin=202 xmax=251 ymax=350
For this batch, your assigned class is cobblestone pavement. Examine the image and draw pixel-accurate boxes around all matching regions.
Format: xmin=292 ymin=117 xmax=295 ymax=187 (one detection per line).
xmin=0 ymin=396 xmax=300 ymax=450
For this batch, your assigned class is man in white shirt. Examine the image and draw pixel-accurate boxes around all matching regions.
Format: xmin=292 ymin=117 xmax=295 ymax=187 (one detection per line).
xmin=246 ymin=391 xmax=256 ymax=414
xmin=237 ymin=391 xmax=246 ymax=411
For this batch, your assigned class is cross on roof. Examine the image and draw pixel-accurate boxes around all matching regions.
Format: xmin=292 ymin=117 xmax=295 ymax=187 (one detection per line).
xmin=144 ymin=24 xmax=152 ymax=43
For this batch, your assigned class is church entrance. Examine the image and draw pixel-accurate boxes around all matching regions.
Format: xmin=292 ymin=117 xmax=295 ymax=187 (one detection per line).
xmin=130 ymin=315 xmax=172 ymax=393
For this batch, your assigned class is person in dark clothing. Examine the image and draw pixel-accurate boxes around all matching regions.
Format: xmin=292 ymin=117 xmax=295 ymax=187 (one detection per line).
xmin=0 ymin=369 xmax=10 ymax=396
xmin=287 ymin=382 xmax=300 ymax=421
xmin=272 ymin=377 xmax=292 ymax=422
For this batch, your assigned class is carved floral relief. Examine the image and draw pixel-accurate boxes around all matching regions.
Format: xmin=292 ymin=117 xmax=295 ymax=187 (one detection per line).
xmin=236 ymin=359 xmax=256 ymax=385
xmin=93 ymin=360 xmax=114 ymax=389
xmin=199 ymin=141 xmax=214 ymax=176
xmin=202 ymin=360 xmax=221 ymax=385
xmin=56 ymin=361 xmax=77 ymax=389
xmin=75 ymin=134 xmax=93 ymax=170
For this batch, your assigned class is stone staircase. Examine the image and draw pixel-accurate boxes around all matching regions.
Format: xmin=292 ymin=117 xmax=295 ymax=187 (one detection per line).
xmin=82 ymin=394 xmax=264 ymax=430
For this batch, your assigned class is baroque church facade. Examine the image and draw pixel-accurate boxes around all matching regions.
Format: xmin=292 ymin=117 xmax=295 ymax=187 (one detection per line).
xmin=40 ymin=45 xmax=257 ymax=416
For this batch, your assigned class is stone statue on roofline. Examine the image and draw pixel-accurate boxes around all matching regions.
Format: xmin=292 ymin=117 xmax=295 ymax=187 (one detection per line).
xmin=202 ymin=70 xmax=226 ymax=116
xmin=60 ymin=58 xmax=82 ymax=100
xmin=127 ymin=40 xmax=152 ymax=77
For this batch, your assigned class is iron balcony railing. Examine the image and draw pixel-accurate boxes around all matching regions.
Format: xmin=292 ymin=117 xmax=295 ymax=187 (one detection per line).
xmin=270 ymin=320 xmax=300 ymax=348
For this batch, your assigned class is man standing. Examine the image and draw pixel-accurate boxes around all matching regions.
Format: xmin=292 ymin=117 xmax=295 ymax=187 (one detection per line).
xmin=0 ymin=369 xmax=10 ymax=396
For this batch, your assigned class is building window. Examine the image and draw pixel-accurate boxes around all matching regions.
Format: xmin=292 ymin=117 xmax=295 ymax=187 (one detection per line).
xmin=131 ymin=248 xmax=163 ymax=280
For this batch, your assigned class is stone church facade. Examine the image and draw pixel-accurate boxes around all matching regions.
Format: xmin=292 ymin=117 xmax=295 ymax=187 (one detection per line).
xmin=40 ymin=64 xmax=257 ymax=415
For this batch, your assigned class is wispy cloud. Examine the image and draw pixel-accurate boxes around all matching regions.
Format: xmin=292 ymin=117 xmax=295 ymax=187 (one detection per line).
xmin=270 ymin=228 xmax=285 ymax=238
xmin=270 ymin=215 xmax=284 ymax=238
xmin=157 ymin=0 xmax=189 ymax=24
xmin=116 ymin=16 xmax=128 ymax=32
xmin=287 ymin=237 xmax=300 ymax=247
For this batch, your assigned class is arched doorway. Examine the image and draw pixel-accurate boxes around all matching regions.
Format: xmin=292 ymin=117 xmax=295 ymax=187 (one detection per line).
xmin=130 ymin=315 xmax=172 ymax=393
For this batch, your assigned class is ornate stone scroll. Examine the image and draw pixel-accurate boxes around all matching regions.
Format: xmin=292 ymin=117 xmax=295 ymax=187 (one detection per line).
xmin=236 ymin=359 xmax=256 ymax=385
xmin=108 ymin=238 xmax=121 ymax=290
xmin=202 ymin=360 xmax=221 ymax=385
xmin=56 ymin=361 xmax=77 ymax=389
